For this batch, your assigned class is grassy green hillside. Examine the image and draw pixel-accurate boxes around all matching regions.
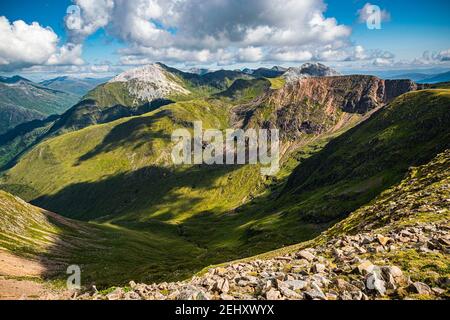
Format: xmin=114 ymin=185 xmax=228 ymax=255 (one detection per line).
xmin=0 ymin=190 xmax=209 ymax=286
xmin=246 ymin=149 xmax=450 ymax=287
xmin=0 ymin=80 xmax=79 ymax=134
xmin=0 ymin=115 xmax=58 ymax=170
xmin=215 ymin=78 xmax=271 ymax=104
xmin=193 ymin=150 xmax=449 ymax=300
xmin=1 ymin=89 xmax=448 ymax=287
xmin=281 ymin=89 xmax=450 ymax=222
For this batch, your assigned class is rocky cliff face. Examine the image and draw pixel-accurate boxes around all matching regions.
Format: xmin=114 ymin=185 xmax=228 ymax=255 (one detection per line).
xmin=233 ymin=75 xmax=423 ymax=140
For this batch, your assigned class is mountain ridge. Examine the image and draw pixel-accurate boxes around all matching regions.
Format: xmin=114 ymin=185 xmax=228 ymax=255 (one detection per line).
xmin=0 ymin=76 xmax=80 ymax=134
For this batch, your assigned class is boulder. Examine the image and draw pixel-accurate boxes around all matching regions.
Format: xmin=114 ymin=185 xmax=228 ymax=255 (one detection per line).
xmin=297 ymin=250 xmax=316 ymax=262
xmin=215 ymin=278 xmax=230 ymax=294
xmin=266 ymin=289 xmax=282 ymax=300
xmin=356 ymin=261 xmax=375 ymax=275
xmin=366 ymin=272 xmax=386 ymax=296
xmin=377 ymin=235 xmax=392 ymax=246
xmin=283 ymin=280 xmax=308 ymax=291
xmin=313 ymin=263 xmax=326 ymax=273
xmin=305 ymin=283 xmax=327 ymax=300
xmin=408 ymin=282 xmax=433 ymax=295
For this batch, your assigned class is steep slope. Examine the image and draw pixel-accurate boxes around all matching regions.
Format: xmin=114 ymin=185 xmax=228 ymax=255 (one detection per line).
xmin=0 ymin=75 xmax=419 ymax=222
xmin=0 ymin=189 xmax=210 ymax=287
xmin=46 ymin=64 xmax=253 ymax=136
xmin=0 ymin=98 xmax=263 ymax=222
xmin=0 ymin=191 xmax=215 ymax=289
xmin=1 ymin=70 xmax=447 ymax=288
xmin=0 ymin=115 xmax=59 ymax=170
xmin=233 ymin=75 xmax=422 ymax=142
xmin=40 ymin=76 xmax=110 ymax=96
xmin=280 ymin=89 xmax=450 ymax=223
xmin=1 ymin=88 xmax=447 ymax=246
xmin=88 ymin=150 xmax=448 ymax=300
xmin=0 ymin=76 xmax=79 ymax=134
xmin=0 ymin=64 xmax=257 ymax=172
xmin=215 ymin=78 xmax=272 ymax=104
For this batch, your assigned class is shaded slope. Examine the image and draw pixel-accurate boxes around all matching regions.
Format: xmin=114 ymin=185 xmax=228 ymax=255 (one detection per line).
xmin=0 ymin=99 xmax=263 ymax=222
xmin=1 ymin=84 xmax=447 ymax=288
xmin=103 ymin=150 xmax=448 ymax=301
xmin=0 ymin=77 xmax=79 ymax=134
xmin=0 ymin=115 xmax=59 ymax=170
xmin=0 ymin=190 xmax=210 ymax=287
xmin=281 ymin=89 xmax=450 ymax=222
xmin=40 ymin=76 xmax=110 ymax=96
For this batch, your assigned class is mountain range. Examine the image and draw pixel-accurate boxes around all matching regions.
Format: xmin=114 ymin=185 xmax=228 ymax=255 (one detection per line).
xmin=0 ymin=62 xmax=448 ymax=299
xmin=0 ymin=76 xmax=79 ymax=134
xmin=39 ymin=76 xmax=111 ymax=96
xmin=379 ymin=70 xmax=450 ymax=84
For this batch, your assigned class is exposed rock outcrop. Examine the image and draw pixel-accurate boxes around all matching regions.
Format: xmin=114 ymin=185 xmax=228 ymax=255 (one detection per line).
xmin=233 ymin=75 xmax=424 ymax=140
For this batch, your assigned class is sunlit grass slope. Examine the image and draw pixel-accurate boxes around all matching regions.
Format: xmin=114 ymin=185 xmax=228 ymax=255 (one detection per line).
xmin=1 ymin=89 xmax=448 ymax=287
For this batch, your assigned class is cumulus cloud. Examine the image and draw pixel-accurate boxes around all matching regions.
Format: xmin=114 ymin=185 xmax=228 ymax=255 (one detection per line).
xmin=0 ymin=17 xmax=58 ymax=71
xmin=20 ymin=63 xmax=123 ymax=78
xmin=47 ymin=43 xmax=84 ymax=66
xmin=67 ymin=0 xmax=359 ymax=65
xmin=357 ymin=3 xmax=391 ymax=24
xmin=360 ymin=48 xmax=450 ymax=69
xmin=0 ymin=16 xmax=84 ymax=71
xmin=237 ymin=47 xmax=264 ymax=62
xmin=424 ymin=49 xmax=450 ymax=62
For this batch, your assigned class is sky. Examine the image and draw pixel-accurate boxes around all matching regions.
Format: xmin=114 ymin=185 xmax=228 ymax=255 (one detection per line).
xmin=0 ymin=0 xmax=449 ymax=80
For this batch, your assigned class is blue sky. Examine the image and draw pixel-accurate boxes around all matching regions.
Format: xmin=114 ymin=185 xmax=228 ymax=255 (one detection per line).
xmin=1 ymin=0 xmax=449 ymax=79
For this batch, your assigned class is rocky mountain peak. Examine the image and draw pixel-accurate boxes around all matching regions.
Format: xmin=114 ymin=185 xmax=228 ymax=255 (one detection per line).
xmin=0 ymin=75 xmax=32 ymax=85
xmin=283 ymin=63 xmax=341 ymax=82
xmin=108 ymin=63 xmax=190 ymax=101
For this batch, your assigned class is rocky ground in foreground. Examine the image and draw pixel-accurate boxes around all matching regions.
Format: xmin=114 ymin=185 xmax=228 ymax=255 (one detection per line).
xmin=75 ymin=222 xmax=449 ymax=301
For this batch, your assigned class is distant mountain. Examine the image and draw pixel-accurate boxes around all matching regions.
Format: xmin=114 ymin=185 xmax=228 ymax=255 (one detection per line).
xmin=31 ymin=63 xmax=253 ymax=136
xmin=252 ymin=67 xmax=286 ymax=78
xmin=0 ymin=76 xmax=79 ymax=134
xmin=242 ymin=66 xmax=286 ymax=78
xmin=386 ymin=73 xmax=432 ymax=82
xmin=188 ymin=68 xmax=210 ymax=75
xmin=233 ymin=75 xmax=422 ymax=140
xmin=417 ymin=71 xmax=450 ymax=84
xmin=271 ymin=66 xmax=288 ymax=72
xmin=0 ymin=75 xmax=32 ymax=84
xmin=283 ymin=63 xmax=341 ymax=82
xmin=40 ymin=76 xmax=110 ymax=96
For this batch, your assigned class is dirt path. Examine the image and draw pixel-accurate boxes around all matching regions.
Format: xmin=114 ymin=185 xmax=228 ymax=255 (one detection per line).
xmin=0 ymin=250 xmax=68 ymax=300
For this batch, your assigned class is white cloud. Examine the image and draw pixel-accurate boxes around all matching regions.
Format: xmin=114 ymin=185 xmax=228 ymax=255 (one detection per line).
xmin=47 ymin=43 xmax=84 ymax=66
xmin=423 ymin=49 xmax=450 ymax=62
xmin=20 ymin=63 xmax=123 ymax=78
xmin=238 ymin=47 xmax=264 ymax=62
xmin=66 ymin=0 xmax=114 ymax=43
xmin=268 ymin=49 xmax=314 ymax=62
xmin=67 ymin=0 xmax=357 ymax=65
xmin=359 ymin=48 xmax=450 ymax=69
xmin=0 ymin=17 xmax=58 ymax=71
xmin=0 ymin=16 xmax=84 ymax=71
